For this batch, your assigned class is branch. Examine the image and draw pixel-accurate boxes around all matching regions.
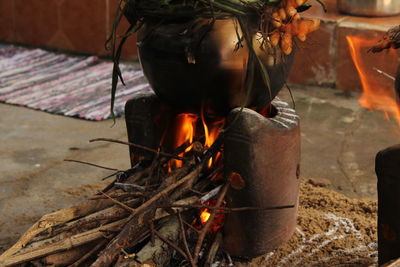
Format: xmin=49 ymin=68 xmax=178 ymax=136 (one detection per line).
xmin=90 ymin=138 xmax=185 ymax=160
xmin=193 ymin=183 xmax=229 ymax=264
xmin=100 ymin=192 xmax=136 ymax=213
xmin=0 ymin=219 xmax=127 ymax=266
xmin=177 ymin=212 xmax=196 ymax=267
xmin=64 ymin=159 xmax=120 ymax=171
xmin=135 ymin=217 xmax=181 ymax=266
xmin=91 ymin=162 xmax=202 ymax=267
xmin=159 ymin=204 xmax=295 ymax=212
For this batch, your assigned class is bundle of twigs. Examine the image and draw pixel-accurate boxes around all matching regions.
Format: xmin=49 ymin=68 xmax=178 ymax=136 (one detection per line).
xmin=0 ymin=136 xmax=238 ymax=267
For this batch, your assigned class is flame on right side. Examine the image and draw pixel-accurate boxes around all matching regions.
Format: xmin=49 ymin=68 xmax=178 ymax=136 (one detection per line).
xmin=346 ymin=35 xmax=400 ymax=125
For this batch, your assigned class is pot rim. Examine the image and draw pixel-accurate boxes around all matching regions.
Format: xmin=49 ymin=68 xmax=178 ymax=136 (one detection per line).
xmin=337 ymin=0 xmax=400 ymax=17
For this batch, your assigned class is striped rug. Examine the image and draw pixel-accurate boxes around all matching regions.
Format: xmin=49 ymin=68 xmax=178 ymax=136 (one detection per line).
xmin=0 ymin=45 xmax=152 ymax=120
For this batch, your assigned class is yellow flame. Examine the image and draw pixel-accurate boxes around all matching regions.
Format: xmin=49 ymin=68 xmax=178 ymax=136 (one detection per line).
xmin=167 ymin=109 xmax=224 ymax=171
xmin=170 ymin=113 xmax=198 ymax=169
xmin=200 ymin=209 xmax=211 ymax=224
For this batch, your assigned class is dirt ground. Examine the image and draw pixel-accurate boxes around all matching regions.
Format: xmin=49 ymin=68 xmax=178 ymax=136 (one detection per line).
xmin=238 ymin=179 xmax=377 ymax=267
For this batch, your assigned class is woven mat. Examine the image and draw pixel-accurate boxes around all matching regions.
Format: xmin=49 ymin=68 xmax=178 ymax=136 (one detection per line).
xmin=0 ymin=45 xmax=151 ymax=120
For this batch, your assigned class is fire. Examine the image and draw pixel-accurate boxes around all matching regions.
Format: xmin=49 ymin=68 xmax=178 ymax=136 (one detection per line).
xmin=166 ymin=110 xmax=225 ymax=171
xmin=175 ymin=114 xmax=198 ymax=153
xmin=346 ymin=35 xmax=400 ymax=125
xmin=200 ymin=107 xmax=224 ymax=167
xmin=193 ymin=200 xmax=226 ymax=232
xmin=169 ymin=113 xmax=198 ymax=169
xmin=200 ymin=209 xmax=211 ymax=224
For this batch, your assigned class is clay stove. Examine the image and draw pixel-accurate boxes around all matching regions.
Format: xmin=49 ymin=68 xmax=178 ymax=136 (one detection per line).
xmin=125 ymin=92 xmax=300 ymax=259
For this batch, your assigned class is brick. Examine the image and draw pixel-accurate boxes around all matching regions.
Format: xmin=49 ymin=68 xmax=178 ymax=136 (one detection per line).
xmin=14 ymin=0 xmax=58 ymax=46
xmin=107 ymin=0 xmax=138 ymax=59
xmin=60 ymin=0 xmax=107 ymax=55
xmin=0 ymin=0 xmax=15 ymax=42
xmin=289 ymin=21 xmax=336 ymax=86
xmin=47 ymin=31 xmax=75 ymax=52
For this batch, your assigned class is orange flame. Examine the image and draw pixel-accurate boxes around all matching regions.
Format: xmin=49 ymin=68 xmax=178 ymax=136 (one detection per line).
xmin=200 ymin=107 xmax=223 ymax=168
xmin=166 ymin=110 xmax=225 ymax=172
xmin=193 ymin=200 xmax=225 ymax=232
xmin=200 ymin=209 xmax=211 ymax=224
xmin=168 ymin=113 xmax=198 ymax=169
xmin=346 ymin=35 xmax=400 ymax=125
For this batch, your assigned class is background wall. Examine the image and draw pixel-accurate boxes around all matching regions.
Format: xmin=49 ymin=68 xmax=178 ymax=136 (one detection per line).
xmin=0 ymin=0 xmax=138 ymax=59
xmin=1 ymin=0 xmax=399 ymax=92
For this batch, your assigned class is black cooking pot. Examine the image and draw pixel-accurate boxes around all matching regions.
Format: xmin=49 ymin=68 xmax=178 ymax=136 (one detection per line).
xmin=137 ymin=17 xmax=295 ymax=114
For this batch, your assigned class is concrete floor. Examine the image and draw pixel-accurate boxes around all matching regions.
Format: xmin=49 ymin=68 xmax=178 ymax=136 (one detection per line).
xmin=0 ymin=85 xmax=399 ymax=252
xmin=280 ymin=85 xmax=399 ymax=199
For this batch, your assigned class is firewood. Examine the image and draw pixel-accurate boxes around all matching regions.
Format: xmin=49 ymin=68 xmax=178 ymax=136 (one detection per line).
xmin=2 ymin=136 xmax=223 ymax=266
xmin=30 ymin=198 xmax=142 ymax=243
xmin=193 ymin=183 xmax=229 ymax=264
xmin=205 ymin=232 xmax=222 ymax=266
xmin=91 ymin=162 xmax=202 ymax=266
xmin=89 ymin=192 xmax=144 ymax=200
xmin=0 ymin=165 xmax=152 ymax=263
xmin=21 ymin=169 xmax=150 ymax=245
xmin=69 ymin=240 xmax=108 ymax=267
xmin=0 ymin=219 xmax=127 ymax=266
xmin=41 ymin=242 xmax=97 ymax=266
xmin=382 ymin=257 xmax=400 ymax=267
xmin=0 ymin=194 xmax=198 ymax=267
xmin=90 ymin=138 xmax=185 ymax=160
xmin=0 ymin=198 xmax=115 ymax=262
xmin=154 ymin=196 xmax=199 ymax=219
xmin=135 ymin=217 xmax=180 ymax=266
xmin=177 ymin=211 xmax=195 ymax=266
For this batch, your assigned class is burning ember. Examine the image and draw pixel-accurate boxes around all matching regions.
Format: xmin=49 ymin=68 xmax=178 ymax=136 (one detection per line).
xmin=346 ymin=35 xmax=400 ymax=125
xmin=193 ymin=200 xmax=226 ymax=233
xmin=200 ymin=209 xmax=211 ymax=224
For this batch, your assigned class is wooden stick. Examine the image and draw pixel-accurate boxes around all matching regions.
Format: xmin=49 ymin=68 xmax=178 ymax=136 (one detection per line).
xmin=0 ymin=219 xmax=127 ymax=266
xmin=91 ymin=162 xmax=202 ymax=267
xmin=69 ymin=239 xmax=107 ymax=267
xmin=177 ymin=212 xmax=196 ymax=267
xmin=183 ymin=220 xmax=201 ymax=233
xmin=64 ymin=159 xmax=120 ymax=171
xmin=0 ymin=199 xmax=115 ymax=261
xmin=134 ymin=217 xmax=180 ymax=266
xmin=89 ymin=192 xmax=143 ymax=200
xmin=382 ymin=258 xmax=400 ymax=267
xmin=1 ymin=195 xmax=194 ymax=267
xmin=200 ymin=185 xmax=222 ymax=203
xmin=148 ymin=219 xmax=156 ymax=246
xmin=41 ymin=246 xmax=91 ymax=266
xmin=90 ymin=138 xmax=185 ymax=160
xmin=154 ymin=196 xmax=198 ymax=219
xmin=193 ymin=183 xmax=229 ymax=264
xmin=31 ymin=198 xmax=141 ymax=243
xmin=34 ymin=199 xmax=140 ymax=246
xmin=100 ymin=192 xmax=136 ymax=213
xmin=205 ymin=232 xmax=222 ymax=266
xmin=152 ymin=228 xmax=188 ymax=261
xmin=101 ymin=166 xmax=148 ymax=192
xmin=159 ymin=204 xmax=295 ymax=212
xmin=32 ymin=196 xmax=196 ymax=246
